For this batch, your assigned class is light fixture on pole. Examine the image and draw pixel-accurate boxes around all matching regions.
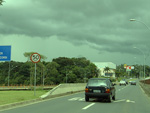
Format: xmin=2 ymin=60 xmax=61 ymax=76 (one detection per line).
xmin=130 ymin=19 xmax=150 ymax=30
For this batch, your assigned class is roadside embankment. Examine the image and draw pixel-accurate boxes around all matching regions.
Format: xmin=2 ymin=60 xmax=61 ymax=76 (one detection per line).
xmin=140 ymin=78 xmax=150 ymax=97
xmin=0 ymin=84 xmax=86 ymax=110
xmin=0 ymin=85 xmax=56 ymax=91
xmin=40 ymin=83 xmax=86 ymax=99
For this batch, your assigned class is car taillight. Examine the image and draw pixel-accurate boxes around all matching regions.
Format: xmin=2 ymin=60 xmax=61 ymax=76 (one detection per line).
xmin=85 ymin=88 xmax=89 ymax=92
xmin=105 ymin=89 xmax=110 ymax=93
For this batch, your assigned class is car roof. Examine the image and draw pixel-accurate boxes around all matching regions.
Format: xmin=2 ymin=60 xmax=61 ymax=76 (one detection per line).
xmin=89 ymin=78 xmax=109 ymax=80
xmin=88 ymin=78 xmax=111 ymax=82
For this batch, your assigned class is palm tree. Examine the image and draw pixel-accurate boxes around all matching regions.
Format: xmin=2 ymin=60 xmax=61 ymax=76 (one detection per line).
xmin=104 ymin=66 xmax=110 ymax=73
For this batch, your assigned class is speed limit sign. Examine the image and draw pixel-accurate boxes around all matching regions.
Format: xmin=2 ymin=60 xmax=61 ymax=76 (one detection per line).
xmin=30 ymin=53 xmax=41 ymax=96
xmin=30 ymin=53 xmax=41 ymax=63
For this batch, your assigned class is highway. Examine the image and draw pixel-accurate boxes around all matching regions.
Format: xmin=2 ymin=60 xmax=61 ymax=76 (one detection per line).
xmin=0 ymin=81 xmax=150 ymax=113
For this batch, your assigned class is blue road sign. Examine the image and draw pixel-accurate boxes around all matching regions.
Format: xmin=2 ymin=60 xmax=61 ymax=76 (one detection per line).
xmin=0 ymin=46 xmax=11 ymax=61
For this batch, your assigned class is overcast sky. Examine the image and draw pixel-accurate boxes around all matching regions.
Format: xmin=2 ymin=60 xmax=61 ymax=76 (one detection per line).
xmin=0 ymin=0 xmax=150 ymax=65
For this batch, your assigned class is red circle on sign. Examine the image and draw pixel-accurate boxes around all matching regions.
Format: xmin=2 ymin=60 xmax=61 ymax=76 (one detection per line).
xmin=30 ymin=53 xmax=41 ymax=63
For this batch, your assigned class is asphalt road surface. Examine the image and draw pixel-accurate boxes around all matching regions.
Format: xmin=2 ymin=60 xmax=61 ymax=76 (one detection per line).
xmin=0 ymin=82 xmax=150 ymax=113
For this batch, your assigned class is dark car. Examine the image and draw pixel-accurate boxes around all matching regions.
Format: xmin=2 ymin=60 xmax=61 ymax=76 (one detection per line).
xmin=130 ymin=81 xmax=136 ymax=85
xmin=125 ymin=80 xmax=128 ymax=85
xmin=85 ymin=78 xmax=116 ymax=102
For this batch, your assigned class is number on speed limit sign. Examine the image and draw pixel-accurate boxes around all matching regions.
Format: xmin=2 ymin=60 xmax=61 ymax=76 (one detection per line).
xmin=30 ymin=53 xmax=41 ymax=63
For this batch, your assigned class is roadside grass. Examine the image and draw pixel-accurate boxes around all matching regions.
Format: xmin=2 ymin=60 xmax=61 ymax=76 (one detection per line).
xmin=0 ymin=90 xmax=49 ymax=105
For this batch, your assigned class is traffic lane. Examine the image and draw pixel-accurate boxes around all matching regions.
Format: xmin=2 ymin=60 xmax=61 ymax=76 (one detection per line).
xmin=0 ymin=92 xmax=92 ymax=113
xmin=114 ymin=83 xmax=150 ymax=113
xmin=0 ymin=85 xmax=122 ymax=113
xmin=0 ymin=85 xmax=130 ymax=113
xmin=82 ymin=83 xmax=150 ymax=113
xmin=1 ymin=83 xmax=150 ymax=113
xmin=67 ymin=83 xmax=150 ymax=113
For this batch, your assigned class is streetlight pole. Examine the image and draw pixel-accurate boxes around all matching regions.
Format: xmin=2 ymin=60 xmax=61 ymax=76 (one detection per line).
xmin=130 ymin=19 xmax=150 ymax=78
xmin=133 ymin=47 xmax=145 ymax=78
xmin=134 ymin=57 xmax=143 ymax=79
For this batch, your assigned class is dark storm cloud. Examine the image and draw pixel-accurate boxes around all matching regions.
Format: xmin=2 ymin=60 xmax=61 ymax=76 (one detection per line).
xmin=0 ymin=0 xmax=150 ymax=55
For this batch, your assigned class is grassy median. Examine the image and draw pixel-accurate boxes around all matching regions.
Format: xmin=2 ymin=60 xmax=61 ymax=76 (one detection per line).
xmin=0 ymin=90 xmax=48 ymax=105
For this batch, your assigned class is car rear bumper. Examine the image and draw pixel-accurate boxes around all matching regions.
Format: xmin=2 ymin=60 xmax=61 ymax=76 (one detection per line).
xmin=131 ymin=83 xmax=136 ymax=85
xmin=85 ymin=92 xmax=110 ymax=98
xmin=120 ymin=83 xmax=126 ymax=85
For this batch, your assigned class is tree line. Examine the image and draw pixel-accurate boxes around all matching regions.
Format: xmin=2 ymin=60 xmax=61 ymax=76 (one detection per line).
xmin=1 ymin=51 xmax=149 ymax=86
xmin=115 ymin=64 xmax=150 ymax=79
xmin=0 ymin=56 xmax=98 ymax=86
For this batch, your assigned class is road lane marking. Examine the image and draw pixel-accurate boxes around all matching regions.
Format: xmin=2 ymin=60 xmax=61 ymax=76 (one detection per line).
xmin=68 ymin=97 xmax=85 ymax=101
xmin=68 ymin=97 xmax=81 ymax=101
xmin=126 ymin=100 xmax=135 ymax=103
xmin=79 ymin=98 xmax=85 ymax=101
xmin=114 ymin=99 xmax=126 ymax=103
xmin=114 ymin=99 xmax=135 ymax=103
xmin=82 ymin=103 xmax=95 ymax=110
xmin=118 ymin=89 xmax=121 ymax=91
xmin=117 ymin=85 xmax=130 ymax=92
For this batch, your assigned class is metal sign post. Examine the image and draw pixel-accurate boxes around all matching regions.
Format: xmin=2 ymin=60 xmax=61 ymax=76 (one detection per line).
xmin=30 ymin=53 xmax=41 ymax=96
xmin=34 ymin=63 xmax=36 ymax=96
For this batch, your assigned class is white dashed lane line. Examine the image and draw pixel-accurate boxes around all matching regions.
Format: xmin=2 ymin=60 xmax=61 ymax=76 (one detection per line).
xmin=116 ymin=85 xmax=129 ymax=92
xmin=82 ymin=103 xmax=95 ymax=110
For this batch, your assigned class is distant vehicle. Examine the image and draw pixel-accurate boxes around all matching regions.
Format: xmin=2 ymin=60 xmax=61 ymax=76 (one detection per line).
xmin=129 ymin=81 xmax=132 ymax=84
xmin=119 ymin=80 xmax=126 ymax=86
xmin=130 ymin=81 xmax=136 ymax=85
xmin=122 ymin=79 xmax=128 ymax=85
xmin=125 ymin=81 xmax=128 ymax=85
xmin=85 ymin=78 xmax=116 ymax=102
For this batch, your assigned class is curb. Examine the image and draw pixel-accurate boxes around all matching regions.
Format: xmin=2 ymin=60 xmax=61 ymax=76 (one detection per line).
xmin=0 ymin=90 xmax=84 ymax=111
xmin=0 ymin=98 xmax=42 ymax=110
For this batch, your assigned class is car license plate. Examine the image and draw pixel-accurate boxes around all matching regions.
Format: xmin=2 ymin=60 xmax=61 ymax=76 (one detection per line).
xmin=93 ymin=90 xmax=101 ymax=93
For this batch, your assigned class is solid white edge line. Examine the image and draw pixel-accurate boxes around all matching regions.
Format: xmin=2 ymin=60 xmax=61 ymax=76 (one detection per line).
xmin=82 ymin=103 xmax=95 ymax=110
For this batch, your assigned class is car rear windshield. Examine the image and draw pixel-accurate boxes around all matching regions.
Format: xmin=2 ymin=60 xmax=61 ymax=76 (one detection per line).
xmin=87 ymin=79 xmax=107 ymax=86
xmin=120 ymin=81 xmax=125 ymax=83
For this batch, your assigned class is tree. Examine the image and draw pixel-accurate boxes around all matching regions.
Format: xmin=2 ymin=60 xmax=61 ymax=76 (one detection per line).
xmin=45 ymin=62 xmax=60 ymax=84
xmin=67 ymin=73 xmax=77 ymax=83
xmin=53 ymin=57 xmax=74 ymax=67
xmin=24 ymin=52 xmax=47 ymax=61
xmin=72 ymin=57 xmax=90 ymax=68
xmin=0 ymin=0 xmax=3 ymax=5
xmin=104 ymin=66 xmax=110 ymax=73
